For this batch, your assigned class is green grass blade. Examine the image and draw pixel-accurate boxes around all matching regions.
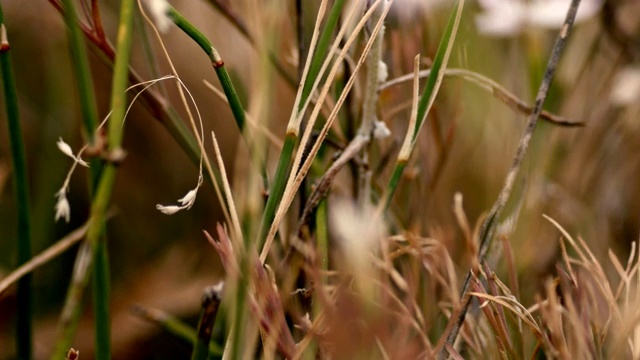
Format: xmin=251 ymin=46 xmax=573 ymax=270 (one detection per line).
xmin=256 ymin=134 xmax=297 ymax=249
xmin=383 ymin=0 xmax=465 ymax=209
xmin=53 ymin=0 xmax=137 ymax=357
xmin=132 ymin=305 xmax=223 ymax=356
xmin=59 ymin=0 xmax=111 ymax=357
xmin=255 ymin=0 xmax=346 ymax=251
xmin=0 ymin=6 xmax=33 ymax=359
xmin=299 ymin=0 xmax=345 ymax=109
xmin=168 ymin=6 xmax=246 ymax=132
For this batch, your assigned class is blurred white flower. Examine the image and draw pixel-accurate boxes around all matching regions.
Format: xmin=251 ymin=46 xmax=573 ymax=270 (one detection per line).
xmin=373 ymin=119 xmax=391 ymax=139
xmin=377 ymin=60 xmax=388 ymax=83
xmin=331 ymin=200 xmax=386 ymax=297
xmin=389 ymin=0 xmax=447 ymax=23
xmin=178 ymin=188 xmax=198 ymax=209
xmin=155 ymin=204 xmax=182 ymax=215
xmin=476 ymin=0 xmax=603 ymax=36
xmin=57 ymin=137 xmax=89 ymax=167
xmin=156 ymin=183 xmax=201 ymax=215
xmin=611 ymin=66 xmax=640 ymax=106
xmin=147 ymin=0 xmax=171 ymax=33
xmin=54 ymin=190 xmax=71 ymax=223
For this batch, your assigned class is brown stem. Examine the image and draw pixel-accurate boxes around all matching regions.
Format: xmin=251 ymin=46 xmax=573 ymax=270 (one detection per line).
xmin=442 ymin=0 xmax=584 ymax=354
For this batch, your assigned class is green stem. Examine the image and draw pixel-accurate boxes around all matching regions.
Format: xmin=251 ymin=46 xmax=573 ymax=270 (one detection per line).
xmin=316 ymin=198 xmax=329 ymax=279
xmin=132 ymin=305 xmax=223 ymax=356
xmin=256 ymin=134 xmax=296 ymax=249
xmin=168 ymin=6 xmax=246 ymax=132
xmin=59 ymin=0 xmax=111 ymax=357
xmin=0 ymin=7 xmax=33 ymax=359
xmin=383 ymin=161 xmax=406 ymax=210
xmin=92 ymin=240 xmax=110 ymax=359
xmin=60 ymin=0 xmax=99 ymax=142
xmin=53 ymin=0 xmax=136 ymax=357
xmin=229 ymin=258 xmax=250 ymax=360
xmin=383 ymin=0 xmax=464 ymax=208
xmin=300 ymin=0 xmax=345 ymax=109
xmin=255 ymin=0 xmax=347 ymax=251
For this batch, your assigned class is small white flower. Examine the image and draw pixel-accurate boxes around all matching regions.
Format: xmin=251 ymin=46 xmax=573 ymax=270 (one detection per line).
xmin=373 ymin=119 xmax=391 ymax=139
xmin=611 ymin=66 xmax=640 ymax=106
xmin=57 ymin=137 xmax=89 ymax=167
xmin=55 ymin=191 xmax=71 ymax=223
xmin=476 ymin=0 xmax=603 ymax=37
xmin=331 ymin=200 xmax=386 ymax=297
xmin=212 ymin=281 xmax=224 ymax=293
xmin=156 ymin=204 xmax=183 ymax=215
xmin=377 ymin=60 xmax=388 ymax=83
xmin=147 ymin=0 xmax=171 ymax=33
xmin=178 ymin=188 xmax=198 ymax=209
xmin=56 ymin=137 xmax=74 ymax=158
xmin=390 ymin=0 xmax=446 ymax=23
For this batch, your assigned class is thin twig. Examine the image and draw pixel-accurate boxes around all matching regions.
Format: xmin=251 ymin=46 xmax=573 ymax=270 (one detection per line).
xmin=0 ymin=223 xmax=89 ymax=295
xmin=443 ymin=0 xmax=583 ymax=353
xmin=380 ymin=68 xmax=582 ymax=127
xmin=298 ymin=134 xmax=370 ymax=229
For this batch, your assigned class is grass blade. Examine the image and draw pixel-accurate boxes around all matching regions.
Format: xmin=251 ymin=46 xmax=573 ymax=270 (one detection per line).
xmin=383 ymin=0 xmax=465 ymax=209
xmin=168 ymin=6 xmax=247 ymax=133
xmin=59 ymin=0 xmax=111 ymax=357
xmin=444 ymin=0 xmax=584 ymax=351
xmin=0 ymin=6 xmax=33 ymax=359
xmin=53 ymin=0 xmax=137 ymax=357
xmin=132 ymin=305 xmax=223 ymax=356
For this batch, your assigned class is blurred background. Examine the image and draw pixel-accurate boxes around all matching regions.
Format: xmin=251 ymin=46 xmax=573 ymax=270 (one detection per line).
xmin=1 ymin=0 xmax=639 ymax=358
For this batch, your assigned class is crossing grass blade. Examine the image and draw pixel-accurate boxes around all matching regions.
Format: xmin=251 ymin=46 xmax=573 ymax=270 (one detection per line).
xmin=383 ymin=0 xmax=465 ymax=209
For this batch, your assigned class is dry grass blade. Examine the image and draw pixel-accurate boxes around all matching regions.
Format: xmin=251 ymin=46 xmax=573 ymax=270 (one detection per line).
xmin=469 ymin=292 xmax=543 ymax=338
xmin=380 ymin=68 xmax=581 ymax=127
xmin=211 ymin=131 xmax=243 ymax=246
xmin=0 ymin=223 xmax=89 ymax=295
xmin=261 ymin=0 xmax=392 ymax=261
xmin=447 ymin=0 xmax=584 ymax=349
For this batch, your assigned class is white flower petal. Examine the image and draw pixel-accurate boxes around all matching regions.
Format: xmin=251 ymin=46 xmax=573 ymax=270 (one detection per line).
xmin=528 ymin=0 xmax=603 ymax=29
xmin=57 ymin=138 xmax=75 ymax=159
xmin=611 ymin=66 xmax=640 ymax=106
xmin=76 ymin=158 xmax=90 ymax=168
xmin=377 ymin=60 xmax=388 ymax=83
xmin=475 ymin=0 xmax=527 ymax=36
xmin=477 ymin=0 xmax=603 ymax=36
xmin=147 ymin=0 xmax=171 ymax=33
xmin=178 ymin=188 xmax=198 ymax=208
xmin=156 ymin=204 xmax=183 ymax=215
xmin=55 ymin=194 xmax=71 ymax=223
xmin=373 ymin=120 xmax=391 ymax=139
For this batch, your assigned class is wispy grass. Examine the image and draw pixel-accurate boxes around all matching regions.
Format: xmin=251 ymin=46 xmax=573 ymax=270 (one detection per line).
xmin=4 ymin=0 xmax=640 ymax=359
xmin=0 ymin=4 xmax=33 ymax=358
